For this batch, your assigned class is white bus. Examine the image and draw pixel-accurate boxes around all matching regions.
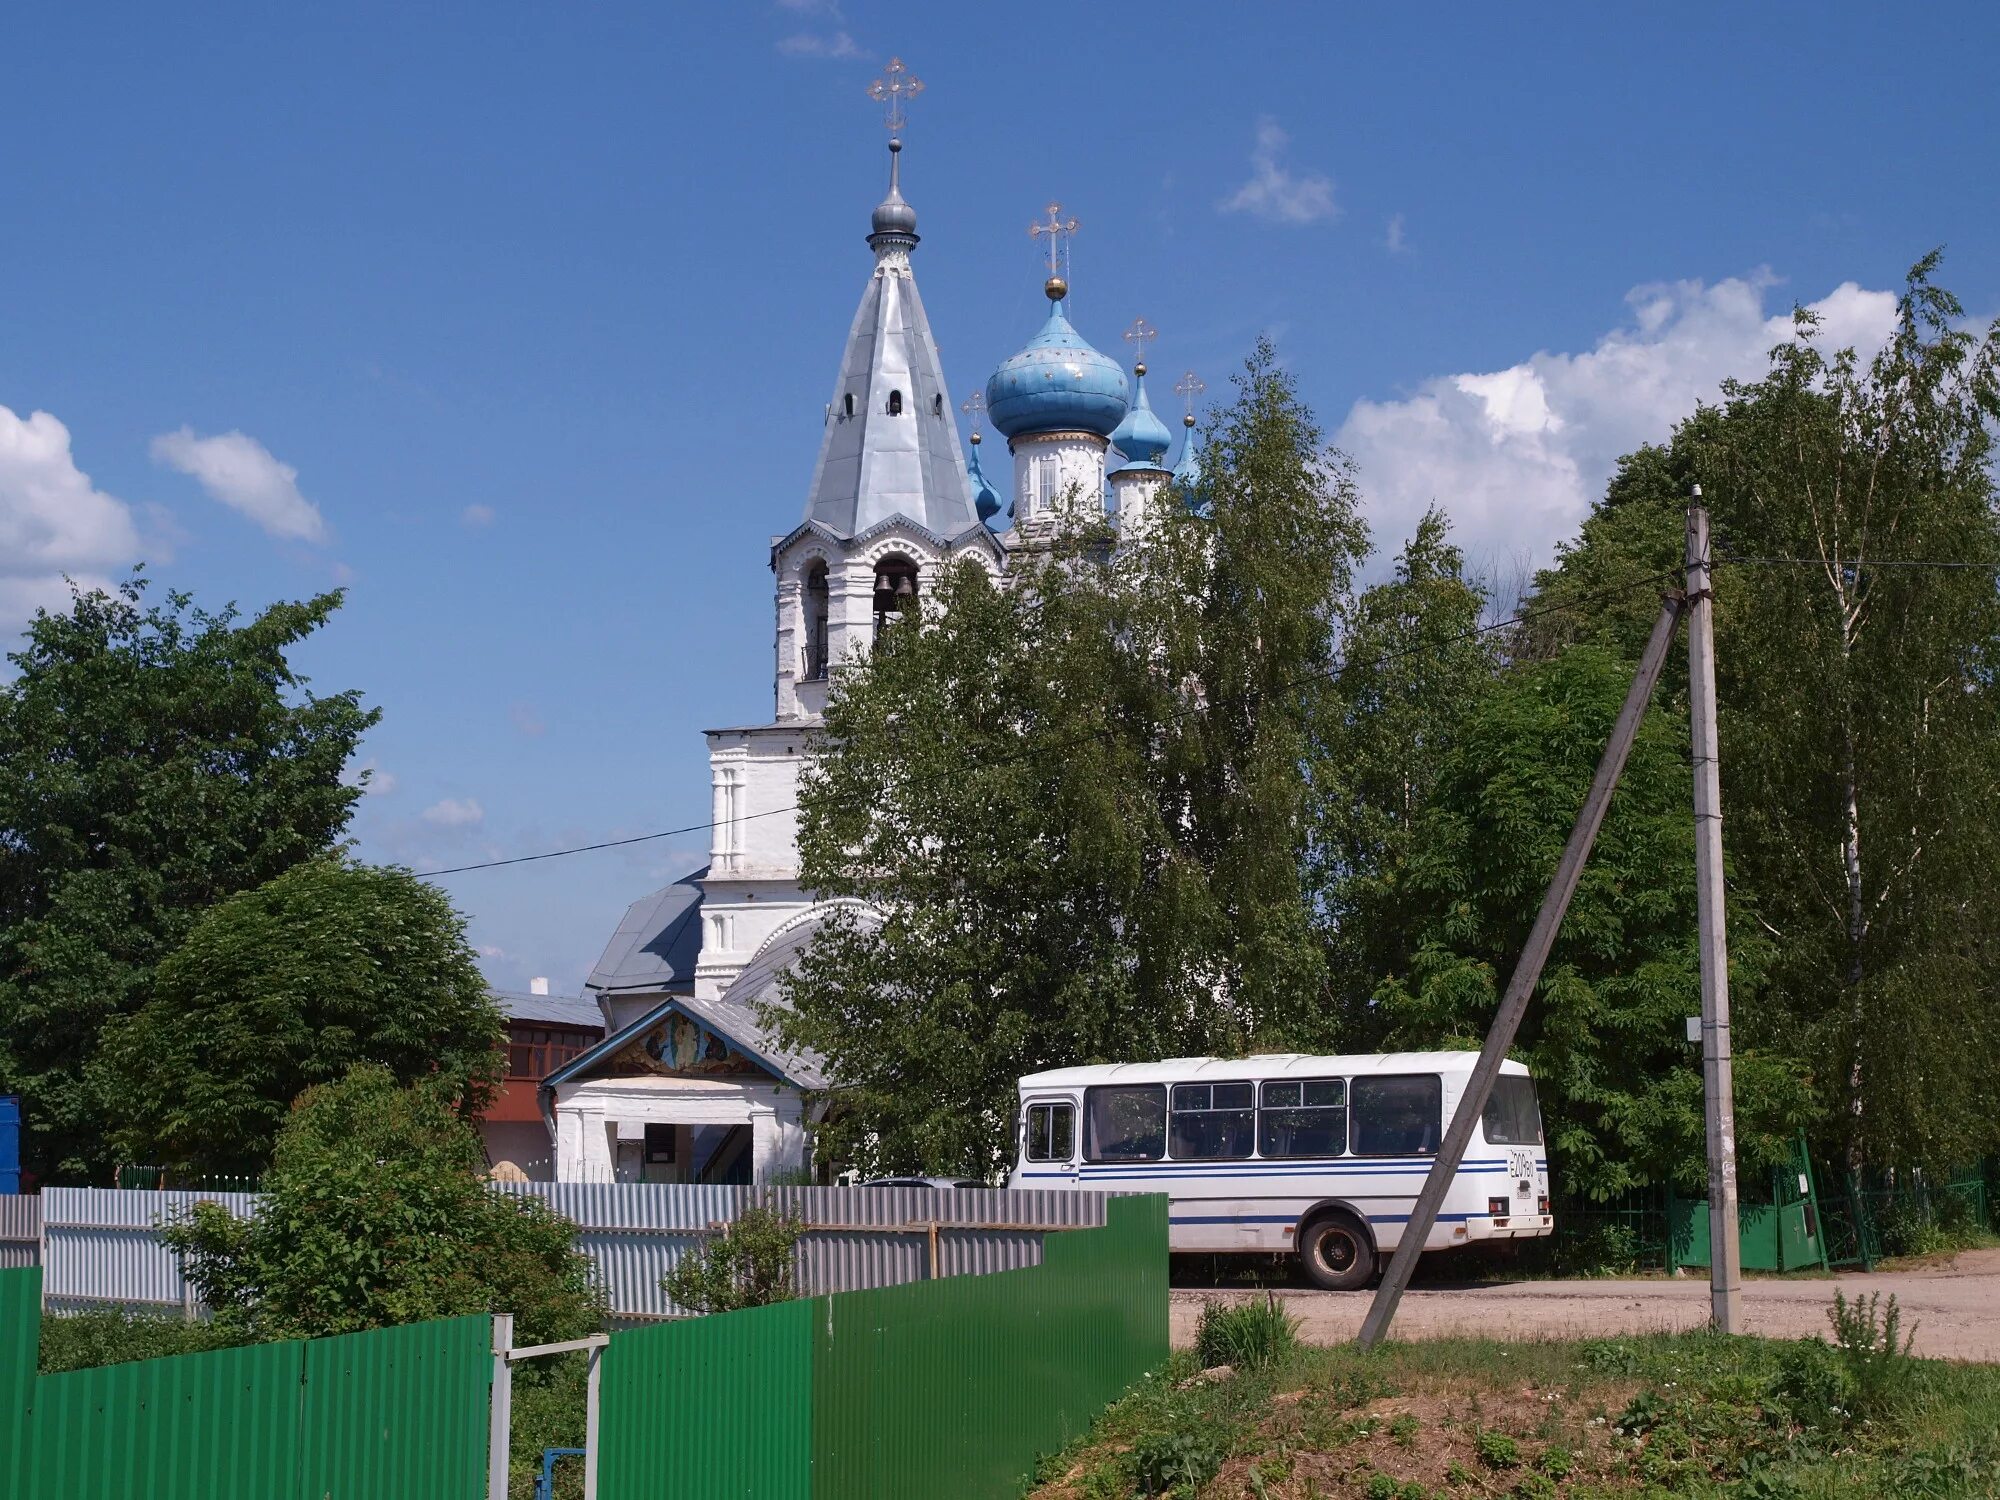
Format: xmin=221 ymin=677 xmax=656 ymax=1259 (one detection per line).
xmin=1007 ymin=1052 xmax=1551 ymax=1289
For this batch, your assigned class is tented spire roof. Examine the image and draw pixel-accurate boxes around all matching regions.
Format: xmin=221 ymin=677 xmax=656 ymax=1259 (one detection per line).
xmin=799 ymin=143 xmax=978 ymax=541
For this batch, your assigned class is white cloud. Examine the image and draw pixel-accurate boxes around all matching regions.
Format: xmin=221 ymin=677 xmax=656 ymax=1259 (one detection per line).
xmin=461 ymin=503 xmax=495 ymax=528
xmin=0 ymin=404 xmax=143 ymax=635
xmin=422 ymin=797 xmax=485 ymax=827
xmin=343 ymin=759 xmax=397 ymax=796
xmin=1219 ymin=117 xmax=1336 ymax=226
xmin=1337 ymin=274 xmax=1900 ymax=578
xmin=777 ymin=30 xmax=862 ymax=59
xmin=150 ymin=426 xmax=328 ymax=543
xmin=1385 ymin=213 xmax=1407 ymax=254
xmin=509 ymin=701 xmax=546 ymax=737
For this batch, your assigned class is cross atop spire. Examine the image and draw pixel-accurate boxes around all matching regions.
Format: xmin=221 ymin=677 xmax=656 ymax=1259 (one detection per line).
xmin=960 ymin=389 xmax=985 ymax=439
xmin=1123 ymin=317 xmax=1158 ymax=375
xmin=1174 ymin=369 xmax=1206 ymax=425
xmin=1029 ymin=202 xmax=1080 ymax=300
xmin=866 ymin=57 xmax=924 ymax=139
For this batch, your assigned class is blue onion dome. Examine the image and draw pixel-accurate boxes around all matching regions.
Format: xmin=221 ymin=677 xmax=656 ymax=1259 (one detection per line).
xmin=1110 ymin=362 xmax=1174 ymax=469
xmin=986 ymin=299 xmax=1129 ymax=441
xmin=1171 ymin=411 xmax=1204 ymax=505
xmin=968 ymin=433 xmax=1003 ymax=526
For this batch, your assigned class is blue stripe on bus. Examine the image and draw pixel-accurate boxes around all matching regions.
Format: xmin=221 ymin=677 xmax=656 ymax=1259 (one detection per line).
xmin=1167 ymin=1212 xmax=1482 ymax=1226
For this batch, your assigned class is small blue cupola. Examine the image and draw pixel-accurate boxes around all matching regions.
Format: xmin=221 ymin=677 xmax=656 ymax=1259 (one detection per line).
xmin=1110 ymin=361 xmax=1174 ymax=473
xmin=1171 ymin=411 xmax=1205 ymax=505
xmin=968 ymin=432 xmax=1003 ymax=526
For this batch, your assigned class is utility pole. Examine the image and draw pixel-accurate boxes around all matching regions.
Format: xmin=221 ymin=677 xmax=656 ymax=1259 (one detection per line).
xmin=1686 ymin=488 xmax=1743 ymax=1333
xmin=1358 ymin=592 xmax=1686 ymax=1351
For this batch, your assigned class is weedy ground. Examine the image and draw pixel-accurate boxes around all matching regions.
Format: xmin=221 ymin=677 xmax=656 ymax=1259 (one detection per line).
xmin=1026 ymin=1300 xmax=2000 ymax=1499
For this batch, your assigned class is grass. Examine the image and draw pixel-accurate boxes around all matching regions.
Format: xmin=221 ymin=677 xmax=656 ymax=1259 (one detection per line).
xmin=1026 ymin=1307 xmax=2000 ymax=1498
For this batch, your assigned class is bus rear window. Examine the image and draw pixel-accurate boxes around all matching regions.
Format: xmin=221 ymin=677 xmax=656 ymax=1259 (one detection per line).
xmin=1085 ymin=1085 xmax=1167 ymax=1161
xmin=1482 ymin=1075 xmax=1543 ymax=1145
xmin=1350 ymin=1074 xmax=1441 ymax=1156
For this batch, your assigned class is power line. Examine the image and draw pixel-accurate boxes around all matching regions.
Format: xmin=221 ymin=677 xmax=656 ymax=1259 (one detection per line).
xmin=1719 ymin=555 xmax=2000 ymax=570
xmin=413 ymin=564 xmax=1685 ymax=880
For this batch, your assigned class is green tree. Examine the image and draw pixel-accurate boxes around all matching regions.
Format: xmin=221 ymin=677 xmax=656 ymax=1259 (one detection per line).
xmin=0 ymin=574 xmax=375 ymax=1181
xmin=773 ymin=343 xmax=1366 ymax=1175
xmin=1520 ymin=256 xmax=2000 ymax=1172
xmin=661 ymin=1200 xmax=804 ymax=1314
xmin=1370 ymin=646 xmax=1813 ymax=1196
xmin=161 ymin=1065 xmax=603 ymax=1344
xmin=101 ymin=857 xmax=506 ymax=1176
xmin=1316 ymin=509 xmax=1498 ymax=1035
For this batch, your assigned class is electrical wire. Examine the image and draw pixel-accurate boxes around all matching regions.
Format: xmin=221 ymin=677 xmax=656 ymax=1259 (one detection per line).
xmin=414 ymin=563 xmax=1686 ymax=879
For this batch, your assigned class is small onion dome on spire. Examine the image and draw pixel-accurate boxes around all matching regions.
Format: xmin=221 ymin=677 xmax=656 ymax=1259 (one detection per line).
xmin=986 ymin=291 xmax=1129 ymax=442
xmin=869 ymin=139 xmax=919 ymax=244
xmin=1109 ymin=361 xmax=1174 ymax=471
xmin=968 ymin=432 xmax=1003 ymax=526
xmin=1171 ymin=410 xmax=1204 ymax=502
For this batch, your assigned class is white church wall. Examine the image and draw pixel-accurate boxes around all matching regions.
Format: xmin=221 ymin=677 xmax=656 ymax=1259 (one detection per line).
xmin=552 ymin=1075 xmax=807 ymax=1186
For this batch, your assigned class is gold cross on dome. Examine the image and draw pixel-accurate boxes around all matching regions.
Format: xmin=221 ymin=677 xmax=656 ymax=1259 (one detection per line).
xmin=866 ymin=57 xmax=924 ymax=136
xmin=1029 ymin=201 xmax=1080 ymax=279
xmin=1174 ymin=369 xmax=1206 ymax=418
xmin=959 ymin=389 xmax=985 ymax=435
xmin=1123 ymin=317 xmax=1158 ymax=370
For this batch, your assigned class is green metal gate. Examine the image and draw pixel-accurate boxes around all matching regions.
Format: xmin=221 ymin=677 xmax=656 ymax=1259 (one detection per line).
xmin=596 ymin=1194 xmax=1170 ymax=1500
xmin=0 ymin=1269 xmax=492 ymax=1500
xmin=1667 ymin=1134 xmax=1829 ymax=1274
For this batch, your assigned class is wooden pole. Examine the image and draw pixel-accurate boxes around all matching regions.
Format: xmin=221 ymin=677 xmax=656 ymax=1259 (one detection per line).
xmin=1686 ymin=490 xmax=1743 ymax=1332
xmin=1357 ymin=591 xmax=1685 ymax=1351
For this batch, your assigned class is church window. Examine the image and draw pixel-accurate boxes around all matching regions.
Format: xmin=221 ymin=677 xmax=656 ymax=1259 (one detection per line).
xmin=1035 ymin=455 xmax=1058 ymax=512
xmin=802 ymin=562 xmax=830 ymax=681
xmin=872 ymin=554 xmax=919 ymax=637
xmin=888 ymin=389 xmax=903 ymax=416
xmin=932 ymin=393 xmax=943 ymax=416
xmin=843 ymin=392 xmax=855 ymax=418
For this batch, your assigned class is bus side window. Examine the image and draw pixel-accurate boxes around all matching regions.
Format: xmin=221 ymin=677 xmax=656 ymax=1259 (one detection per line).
xmin=1051 ymin=1103 xmax=1074 ymax=1160
xmin=1350 ymin=1074 xmax=1443 ymax=1156
xmin=1085 ymin=1085 xmax=1167 ymax=1162
xmin=1169 ymin=1082 xmax=1254 ymax=1159
xmin=1025 ymin=1102 xmax=1077 ymax=1162
xmin=1027 ymin=1105 xmax=1052 ymax=1160
xmin=1258 ymin=1079 xmax=1346 ymax=1158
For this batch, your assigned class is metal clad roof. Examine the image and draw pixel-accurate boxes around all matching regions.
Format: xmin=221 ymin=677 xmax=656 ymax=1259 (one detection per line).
xmin=1017 ymin=1050 xmax=1526 ymax=1088
xmin=586 ymin=870 xmax=706 ymax=995
xmin=491 ymin=989 xmax=605 ymax=1030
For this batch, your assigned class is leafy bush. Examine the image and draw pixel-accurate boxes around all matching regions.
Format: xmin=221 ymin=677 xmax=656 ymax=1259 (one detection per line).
xmin=1131 ymin=1425 xmax=1224 ymax=1497
xmin=661 ymin=1200 xmax=804 ymax=1314
xmin=1475 ymin=1429 xmax=1521 ymax=1469
xmin=1194 ymin=1297 xmax=1299 ymax=1370
xmin=1877 ymin=1197 xmax=1952 ymax=1259
xmin=37 ymin=1307 xmax=244 ymax=1373
xmin=1828 ymin=1290 xmax=1918 ymax=1418
xmin=1537 ymin=1444 xmax=1574 ymax=1480
xmin=161 ymin=1064 xmax=604 ymax=1345
xmin=1770 ymin=1337 xmax=1849 ymax=1429
xmin=1364 ymin=1473 xmax=1397 ymax=1500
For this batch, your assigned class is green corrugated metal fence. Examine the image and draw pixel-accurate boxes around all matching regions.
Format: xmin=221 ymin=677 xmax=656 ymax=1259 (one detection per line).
xmin=0 ymin=1268 xmax=492 ymax=1500
xmin=597 ymin=1194 xmax=1169 ymax=1500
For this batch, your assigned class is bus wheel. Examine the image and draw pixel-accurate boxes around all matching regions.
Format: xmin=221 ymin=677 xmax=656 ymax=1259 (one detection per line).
xmin=1299 ymin=1212 xmax=1374 ymax=1291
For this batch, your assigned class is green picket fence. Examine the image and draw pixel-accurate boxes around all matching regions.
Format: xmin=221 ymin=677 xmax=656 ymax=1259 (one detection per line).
xmin=0 ymin=1268 xmax=493 ymax=1500
xmin=598 ymin=1193 xmax=1170 ymax=1500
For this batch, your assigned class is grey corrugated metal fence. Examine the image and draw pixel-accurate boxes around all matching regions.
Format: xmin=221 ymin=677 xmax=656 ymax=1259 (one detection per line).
xmin=39 ymin=1188 xmax=257 ymax=1310
xmin=0 ymin=1197 xmax=38 ymax=1272
xmin=29 ymin=1184 xmax=1111 ymax=1317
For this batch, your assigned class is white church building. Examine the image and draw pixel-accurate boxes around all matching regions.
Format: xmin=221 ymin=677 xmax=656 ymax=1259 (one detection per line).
xmin=540 ymin=76 xmax=1202 ymax=1185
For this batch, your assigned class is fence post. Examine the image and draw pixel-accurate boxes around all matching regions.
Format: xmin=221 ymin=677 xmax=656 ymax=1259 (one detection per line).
xmin=584 ymin=1340 xmax=603 ymax=1500
xmin=489 ymin=1314 xmax=515 ymax=1500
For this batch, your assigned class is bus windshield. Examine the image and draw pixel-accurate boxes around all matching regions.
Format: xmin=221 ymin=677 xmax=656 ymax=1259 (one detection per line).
xmin=1482 ymin=1075 xmax=1543 ymax=1145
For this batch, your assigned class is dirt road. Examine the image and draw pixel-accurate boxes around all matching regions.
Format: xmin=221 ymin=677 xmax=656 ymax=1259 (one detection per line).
xmin=1170 ymin=1248 xmax=2000 ymax=1362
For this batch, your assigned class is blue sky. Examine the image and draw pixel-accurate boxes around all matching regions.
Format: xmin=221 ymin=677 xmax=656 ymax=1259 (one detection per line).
xmin=5 ymin=2 xmax=1997 ymax=994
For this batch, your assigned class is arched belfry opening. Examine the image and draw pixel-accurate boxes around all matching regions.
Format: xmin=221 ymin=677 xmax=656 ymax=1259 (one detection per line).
xmin=802 ymin=561 xmax=830 ymax=681
xmin=871 ymin=554 xmax=919 ymax=636
xmin=887 ymin=389 xmax=903 ymax=416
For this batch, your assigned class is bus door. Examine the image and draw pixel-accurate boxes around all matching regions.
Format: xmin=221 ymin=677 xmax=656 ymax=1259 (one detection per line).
xmin=1021 ymin=1096 xmax=1079 ymax=1186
